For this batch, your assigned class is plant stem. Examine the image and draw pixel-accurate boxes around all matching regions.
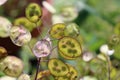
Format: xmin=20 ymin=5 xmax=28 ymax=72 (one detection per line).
xmin=106 ymin=55 xmax=111 ymax=80
xmin=35 ymin=58 xmax=41 ymax=80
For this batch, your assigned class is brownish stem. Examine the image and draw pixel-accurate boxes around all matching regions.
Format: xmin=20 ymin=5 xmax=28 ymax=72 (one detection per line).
xmin=35 ymin=58 xmax=41 ymax=80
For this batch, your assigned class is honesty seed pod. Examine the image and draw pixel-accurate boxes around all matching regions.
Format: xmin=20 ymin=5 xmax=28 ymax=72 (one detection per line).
xmin=37 ymin=70 xmax=50 ymax=80
xmin=0 ymin=0 xmax=7 ymax=6
xmin=55 ymin=64 xmax=78 ymax=80
xmin=48 ymin=58 xmax=69 ymax=76
xmin=50 ymin=23 xmax=66 ymax=39
xmin=33 ymin=39 xmax=51 ymax=58
xmin=18 ymin=73 xmax=30 ymax=80
xmin=0 ymin=16 xmax=12 ymax=38
xmin=64 ymin=23 xmax=80 ymax=37
xmin=0 ymin=56 xmax=24 ymax=77
xmin=61 ymin=6 xmax=78 ymax=22
xmin=0 ymin=47 xmax=7 ymax=59
xmin=58 ymin=37 xmax=82 ymax=59
xmin=9 ymin=25 xmax=31 ymax=46
xmin=26 ymin=3 xmax=42 ymax=23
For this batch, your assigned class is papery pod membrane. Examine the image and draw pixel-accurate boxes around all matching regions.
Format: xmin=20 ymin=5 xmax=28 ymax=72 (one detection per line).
xmin=50 ymin=23 xmax=66 ymax=39
xmin=58 ymin=37 xmax=82 ymax=58
xmin=37 ymin=70 xmax=50 ymax=80
xmin=26 ymin=3 xmax=42 ymax=23
xmin=0 ymin=16 xmax=12 ymax=38
xmin=33 ymin=39 xmax=51 ymax=58
xmin=64 ymin=23 xmax=80 ymax=37
xmin=61 ymin=6 xmax=78 ymax=22
xmin=0 ymin=0 xmax=7 ymax=6
xmin=18 ymin=73 xmax=30 ymax=80
xmin=48 ymin=58 xmax=69 ymax=76
xmin=0 ymin=47 xmax=7 ymax=59
xmin=10 ymin=25 xmax=31 ymax=46
xmin=0 ymin=56 xmax=24 ymax=77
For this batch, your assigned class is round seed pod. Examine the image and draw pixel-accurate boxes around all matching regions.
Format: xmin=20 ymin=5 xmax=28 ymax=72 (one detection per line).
xmin=0 ymin=56 xmax=24 ymax=77
xmin=25 ymin=3 xmax=42 ymax=23
xmin=0 ymin=0 xmax=7 ymax=6
xmin=50 ymin=23 xmax=66 ymax=39
xmin=33 ymin=39 xmax=51 ymax=58
xmin=0 ymin=47 xmax=7 ymax=59
xmin=0 ymin=16 xmax=12 ymax=38
xmin=67 ymin=64 xmax=78 ymax=80
xmin=61 ymin=6 xmax=78 ymax=22
xmin=14 ymin=17 xmax=42 ymax=32
xmin=55 ymin=64 xmax=78 ymax=80
xmin=9 ymin=25 xmax=31 ymax=46
xmin=58 ymin=37 xmax=82 ymax=59
xmin=64 ymin=23 xmax=80 ymax=37
xmin=48 ymin=58 xmax=69 ymax=76
xmin=18 ymin=74 xmax=30 ymax=80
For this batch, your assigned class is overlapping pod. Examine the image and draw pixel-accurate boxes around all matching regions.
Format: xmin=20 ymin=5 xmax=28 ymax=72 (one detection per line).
xmin=55 ymin=64 xmax=78 ymax=80
xmin=50 ymin=23 xmax=66 ymax=39
xmin=64 ymin=23 xmax=80 ymax=37
xmin=18 ymin=74 xmax=30 ymax=80
xmin=58 ymin=37 xmax=82 ymax=59
xmin=33 ymin=39 xmax=51 ymax=58
xmin=0 ymin=47 xmax=7 ymax=59
xmin=48 ymin=58 xmax=69 ymax=76
xmin=14 ymin=17 xmax=42 ymax=31
xmin=9 ymin=25 xmax=31 ymax=46
xmin=0 ymin=56 xmax=24 ymax=77
xmin=0 ymin=16 xmax=12 ymax=38
xmin=26 ymin=3 xmax=42 ymax=23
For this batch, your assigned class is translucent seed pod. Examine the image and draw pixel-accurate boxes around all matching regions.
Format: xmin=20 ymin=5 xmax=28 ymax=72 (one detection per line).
xmin=109 ymin=34 xmax=120 ymax=46
xmin=61 ymin=6 xmax=78 ymax=22
xmin=0 ymin=0 xmax=7 ymax=6
xmin=10 ymin=25 xmax=31 ymax=46
xmin=18 ymin=74 xmax=30 ymax=80
xmin=0 ymin=76 xmax=16 ymax=80
xmin=25 ymin=3 xmax=42 ymax=23
xmin=0 ymin=47 xmax=7 ymax=59
xmin=0 ymin=16 xmax=12 ymax=38
xmin=0 ymin=56 xmax=24 ymax=77
xmin=82 ymin=52 xmax=93 ymax=62
xmin=64 ymin=23 xmax=80 ymax=37
xmin=33 ymin=39 xmax=51 ymax=58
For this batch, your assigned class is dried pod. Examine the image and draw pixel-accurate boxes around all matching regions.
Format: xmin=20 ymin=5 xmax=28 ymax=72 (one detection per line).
xmin=33 ymin=39 xmax=51 ymax=58
xmin=10 ymin=25 xmax=31 ymax=46
xmin=0 ymin=56 xmax=24 ymax=77
xmin=0 ymin=47 xmax=7 ymax=59
xmin=64 ymin=23 xmax=80 ymax=37
xmin=0 ymin=16 xmax=12 ymax=38
xmin=18 ymin=73 xmax=30 ymax=80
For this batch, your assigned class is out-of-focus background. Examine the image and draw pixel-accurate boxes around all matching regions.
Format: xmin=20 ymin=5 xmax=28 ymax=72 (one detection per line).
xmin=0 ymin=0 xmax=120 ymax=80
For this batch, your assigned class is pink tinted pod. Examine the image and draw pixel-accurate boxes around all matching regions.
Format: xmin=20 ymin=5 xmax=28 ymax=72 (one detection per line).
xmin=10 ymin=25 xmax=31 ymax=46
xmin=33 ymin=39 xmax=51 ymax=58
